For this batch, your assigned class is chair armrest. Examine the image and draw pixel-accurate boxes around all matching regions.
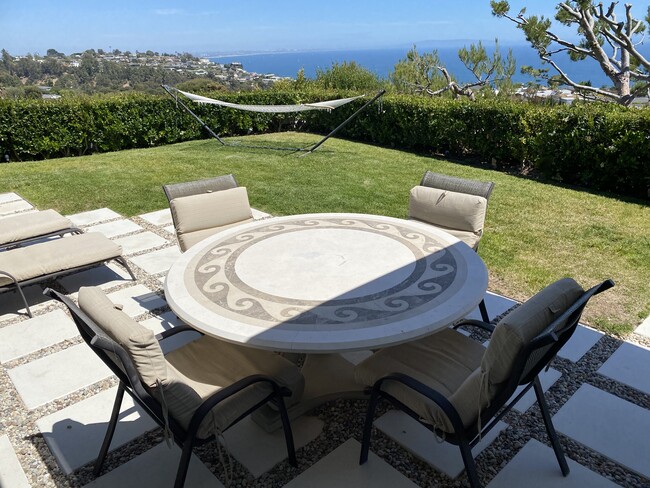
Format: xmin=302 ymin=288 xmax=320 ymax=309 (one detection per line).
xmin=452 ymin=319 xmax=495 ymax=334
xmin=155 ymin=325 xmax=201 ymax=342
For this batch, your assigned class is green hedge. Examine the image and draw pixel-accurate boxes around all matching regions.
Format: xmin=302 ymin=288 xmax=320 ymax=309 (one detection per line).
xmin=1 ymin=91 xmax=648 ymax=198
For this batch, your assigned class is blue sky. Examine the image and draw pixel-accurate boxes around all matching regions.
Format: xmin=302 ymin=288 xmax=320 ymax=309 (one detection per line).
xmin=2 ymin=1 xmax=568 ymax=55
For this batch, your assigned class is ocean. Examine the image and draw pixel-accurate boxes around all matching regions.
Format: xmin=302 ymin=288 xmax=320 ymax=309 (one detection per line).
xmin=210 ymin=44 xmax=643 ymax=88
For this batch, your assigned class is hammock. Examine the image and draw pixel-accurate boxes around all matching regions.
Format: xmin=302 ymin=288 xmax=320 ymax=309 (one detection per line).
xmin=173 ymin=88 xmax=365 ymax=113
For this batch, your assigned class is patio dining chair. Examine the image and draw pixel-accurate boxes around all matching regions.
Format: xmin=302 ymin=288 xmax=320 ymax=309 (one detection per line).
xmin=46 ymin=286 xmax=303 ymax=488
xmin=409 ymin=170 xmax=495 ymax=321
xmin=356 ymin=277 xmax=614 ymax=488
xmin=163 ymin=174 xmax=271 ymax=252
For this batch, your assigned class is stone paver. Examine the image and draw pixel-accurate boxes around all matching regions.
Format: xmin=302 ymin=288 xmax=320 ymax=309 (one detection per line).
xmin=0 ymin=435 xmax=31 ymax=488
xmin=8 ymin=344 xmax=111 ymax=409
xmin=59 ymin=262 xmax=134 ymax=294
xmin=113 ymin=231 xmax=168 ymax=255
xmin=487 ymin=439 xmax=620 ymax=488
xmin=0 ymin=284 xmax=53 ymax=322
xmin=597 ymin=342 xmax=650 ymax=395
xmin=106 ymin=284 xmax=166 ymax=318
xmin=130 ymin=246 xmax=181 ymax=275
xmin=557 ymin=325 xmax=604 ymax=362
xmin=553 ymin=384 xmax=650 ymax=479
xmin=138 ymin=208 xmax=172 ymax=226
xmin=465 ymin=291 xmax=517 ymax=322
xmin=633 ymin=314 xmax=650 ymax=338
xmin=284 ymin=438 xmax=420 ymax=488
xmin=374 ymin=410 xmax=507 ymax=479
xmin=37 ymin=387 xmax=157 ymax=475
xmin=86 ymin=219 xmax=143 ymax=238
xmin=0 ymin=309 xmax=78 ymax=363
xmin=512 ymin=367 xmax=562 ymax=413
xmin=83 ymin=442 xmax=222 ymax=487
xmin=67 ymin=208 xmax=121 ymax=226
xmin=0 ymin=192 xmax=23 ymax=204
xmin=0 ymin=199 xmax=33 ymax=216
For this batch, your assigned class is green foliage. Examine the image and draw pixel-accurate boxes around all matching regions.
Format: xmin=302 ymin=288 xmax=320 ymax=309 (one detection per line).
xmin=314 ymin=61 xmax=383 ymax=91
xmin=1 ymin=91 xmax=648 ymax=198
xmin=391 ymin=46 xmax=447 ymax=94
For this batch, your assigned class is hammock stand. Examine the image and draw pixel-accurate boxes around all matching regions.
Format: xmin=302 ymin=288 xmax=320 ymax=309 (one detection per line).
xmin=162 ymin=85 xmax=385 ymax=154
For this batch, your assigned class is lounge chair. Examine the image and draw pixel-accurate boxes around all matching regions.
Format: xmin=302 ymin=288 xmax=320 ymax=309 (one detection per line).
xmin=409 ymin=170 xmax=495 ymax=321
xmin=163 ymin=174 xmax=271 ymax=252
xmin=0 ymin=209 xmax=81 ymax=250
xmin=357 ymin=278 xmax=614 ymax=488
xmin=0 ymin=233 xmax=135 ymax=317
xmin=46 ymin=286 xmax=301 ymax=488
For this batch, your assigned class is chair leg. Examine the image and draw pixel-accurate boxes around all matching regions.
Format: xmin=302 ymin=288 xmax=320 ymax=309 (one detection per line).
xmin=114 ymin=256 xmax=137 ymax=281
xmin=174 ymin=438 xmax=194 ymax=488
xmin=359 ymin=387 xmax=381 ymax=465
xmin=276 ymin=395 xmax=297 ymax=467
xmin=534 ymin=377 xmax=570 ymax=476
xmin=478 ymin=299 xmax=490 ymax=323
xmin=94 ymin=382 xmax=125 ymax=476
xmin=458 ymin=439 xmax=481 ymax=488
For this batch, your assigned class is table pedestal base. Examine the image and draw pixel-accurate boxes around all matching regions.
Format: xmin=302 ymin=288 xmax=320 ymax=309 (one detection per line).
xmin=251 ymin=352 xmax=368 ymax=432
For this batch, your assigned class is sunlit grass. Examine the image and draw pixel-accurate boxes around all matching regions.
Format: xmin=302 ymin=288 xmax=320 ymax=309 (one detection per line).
xmin=1 ymin=132 xmax=648 ymax=336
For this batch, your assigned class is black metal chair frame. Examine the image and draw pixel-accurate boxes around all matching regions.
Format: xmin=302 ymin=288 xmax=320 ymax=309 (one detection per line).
xmin=419 ymin=170 xmax=496 ymax=323
xmin=1 ymin=256 xmax=135 ymax=318
xmin=359 ymin=279 xmax=614 ymax=488
xmin=45 ymin=289 xmax=297 ymax=488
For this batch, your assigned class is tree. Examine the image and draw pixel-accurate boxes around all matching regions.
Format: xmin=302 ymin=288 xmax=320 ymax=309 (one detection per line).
xmin=315 ymin=61 xmax=383 ymax=90
xmin=391 ymin=41 xmax=516 ymax=100
xmin=491 ymin=1 xmax=650 ymax=105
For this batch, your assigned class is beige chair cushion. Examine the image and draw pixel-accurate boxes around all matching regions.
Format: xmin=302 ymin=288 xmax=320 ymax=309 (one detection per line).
xmin=180 ymin=218 xmax=254 ymax=252
xmin=161 ymin=335 xmax=305 ymax=438
xmin=78 ymin=286 xmax=168 ymax=389
xmin=0 ymin=233 xmax=122 ymax=287
xmin=355 ymin=328 xmax=486 ymax=432
xmin=170 ymin=187 xmax=254 ymax=252
xmin=482 ymin=278 xmax=584 ymax=385
xmin=409 ymin=186 xmax=488 ymax=247
xmin=0 ymin=209 xmax=73 ymax=245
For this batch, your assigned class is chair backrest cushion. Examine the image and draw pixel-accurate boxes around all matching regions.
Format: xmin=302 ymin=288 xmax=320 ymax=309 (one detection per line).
xmin=170 ymin=187 xmax=253 ymax=251
xmin=482 ymin=278 xmax=584 ymax=385
xmin=78 ymin=286 xmax=168 ymax=389
xmin=409 ymin=186 xmax=488 ymax=235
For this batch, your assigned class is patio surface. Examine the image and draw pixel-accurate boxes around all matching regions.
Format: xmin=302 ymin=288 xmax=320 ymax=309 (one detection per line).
xmin=1 ymin=193 xmax=649 ymax=487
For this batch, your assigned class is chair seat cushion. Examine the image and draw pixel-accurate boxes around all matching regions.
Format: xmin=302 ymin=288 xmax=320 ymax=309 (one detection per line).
xmin=0 ymin=233 xmax=122 ymax=287
xmin=180 ymin=217 xmax=254 ymax=251
xmin=408 ymin=218 xmax=481 ymax=250
xmin=355 ymin=328 xmax=486 ymax=432
xmin=0 ymin=209 xmax=74 ymax=246
xmin=409 ymin=186 xmax=488 ymax=235
xmin=162 ymin=336 xmax=305 ymax=438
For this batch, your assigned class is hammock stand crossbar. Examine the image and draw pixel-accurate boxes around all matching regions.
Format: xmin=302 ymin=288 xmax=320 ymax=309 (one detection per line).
xmin=162 ymin=85 xmax=385 ymax=154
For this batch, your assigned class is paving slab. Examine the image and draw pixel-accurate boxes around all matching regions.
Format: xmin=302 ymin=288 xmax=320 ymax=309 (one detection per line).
xmin=511 ymin=367 xmax=562 ymax=413
xmin=553 ymin=384 xmax=650 ymax=479
xmin=59 ymin=262 xmax=133 ymax=294
xmin=130 ymin=247 xmax=181 ymax=275
xmin=113 ymin=231 xmax=169 ymax=255
xmin=0 ymin=309 xmax=78 ymax=363
xmin=106 ymin=284 xmax=166 ymax=317
xmin=163 ymin=224 xmax=176 ymax=235
xmin=139 ymin=208 xmax=172 ymax=226
xmin=283 ymin=438 xmax=419 ymax=488
xmin=374 ymin=410 xmax=507 ymax=479
xmin=0 ymin=199 xmax=33 ymax=216
xmin=634 ymin=314 xmax=650 ymax=338
xmin=220 ymin=415 xmax=324 ymax=478
xmin=487 ymin=439 xmax=620 ymax=488
xmin=37 ymin=387 xmax=158 ymax=475
xmin=251 ymin=208 xmax=272 ymax=219
xmin=597 ymin=342 xmax=650 ymax=395
xmin=82 ymin=441 xmax=222 ymax=488
xmin=340 ymin=350 xmax=373 ymax=366
xmin=557 ymin=325 xmax=604 ymax=362
xmin=7 ymin=343 xmax=112 ymax=409
xmin=86 ymin=219 xmax=143 ymax=239
xmin=0 ymin=192 xmax=23 ymax=204
xmin=0 ymin=435 xmax=31 ymax=488
xmin=464 ymin=291 xmax=517 ymax=322
xmin=139 ymin=311 xmax=201 ymax=353
xmin=0 ymin=284 xmax=53 ymax=322
xmin=67 ymin=208 xmax=122 ymax=226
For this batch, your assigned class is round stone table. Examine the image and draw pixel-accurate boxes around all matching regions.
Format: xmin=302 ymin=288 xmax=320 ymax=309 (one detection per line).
xmin=164 ymin=213 xmax=488 ymax=428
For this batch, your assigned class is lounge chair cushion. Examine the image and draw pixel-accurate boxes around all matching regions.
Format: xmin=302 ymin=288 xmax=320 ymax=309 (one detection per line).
xmin=482 ymin=278 xmax=584 ymax=385
xmin=162 ymin=335 xmax=305 ymax=438
xmin=0 ymin=233 xmax=122 ymax=287
xmin=170 ymin=187 xmax=254 ymax=252
xmin=355 ymin=328 xmax=486 ymax=432
xmin=78 ymin=286 xmax=168 ymax=389
xmin=0 ymin=209 xmax=73 ymax=246
xmin=409 ymin=186 xmax=488 ymax=247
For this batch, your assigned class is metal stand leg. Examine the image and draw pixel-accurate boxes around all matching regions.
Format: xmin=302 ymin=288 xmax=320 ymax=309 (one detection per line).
xmin=94 ymin=383 xmax=125 ymax=476
xmin=534 ymin=377 xmax=570 ymax=476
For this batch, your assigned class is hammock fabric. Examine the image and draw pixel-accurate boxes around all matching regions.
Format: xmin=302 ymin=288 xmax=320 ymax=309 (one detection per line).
xmin=173 ymin=88 xmax=365 ymax=113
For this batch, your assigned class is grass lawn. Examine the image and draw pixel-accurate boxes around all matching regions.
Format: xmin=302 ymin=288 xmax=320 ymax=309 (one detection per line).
xmin=1 ymin=132 xmax=648 ymax=336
